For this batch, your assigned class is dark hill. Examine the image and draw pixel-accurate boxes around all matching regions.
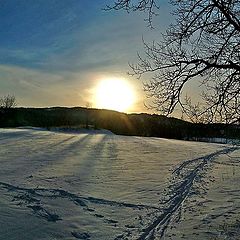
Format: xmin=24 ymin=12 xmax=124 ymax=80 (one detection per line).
xmin=0 ymin=107 xmax=239 ymax=140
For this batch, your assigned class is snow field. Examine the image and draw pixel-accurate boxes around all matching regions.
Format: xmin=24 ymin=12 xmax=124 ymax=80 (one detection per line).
xmin=0 ymin=128 xmax=239 ymax=239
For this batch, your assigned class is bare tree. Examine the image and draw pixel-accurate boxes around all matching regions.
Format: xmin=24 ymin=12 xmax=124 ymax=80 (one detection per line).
xmin=0 ymin=95 xmax=16 ymax=109
xmin=108 ymin=0 xmax=240 ymax=124
xmin=85 ymin=102 xmax=92 ymax=129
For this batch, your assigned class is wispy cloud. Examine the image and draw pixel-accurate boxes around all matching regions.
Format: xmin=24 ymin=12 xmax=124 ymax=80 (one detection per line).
xmin=0 ymin=0 xmax=172 ymax=111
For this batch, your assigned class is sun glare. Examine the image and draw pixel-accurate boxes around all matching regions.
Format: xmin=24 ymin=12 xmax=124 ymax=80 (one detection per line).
xmin=95 ymin=78 xmax=135 ymax=112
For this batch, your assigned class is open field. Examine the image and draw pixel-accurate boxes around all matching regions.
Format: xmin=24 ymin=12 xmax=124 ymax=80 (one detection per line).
xmin=0 ymin=128 xmax=239 ymax=240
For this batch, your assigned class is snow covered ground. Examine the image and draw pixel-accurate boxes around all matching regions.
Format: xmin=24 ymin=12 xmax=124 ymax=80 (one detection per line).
xmin=0 ymin=128 xmax=239 ymax=240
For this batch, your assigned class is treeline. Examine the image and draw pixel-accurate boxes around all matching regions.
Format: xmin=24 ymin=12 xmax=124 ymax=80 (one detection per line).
xmin=0 ymin=107 xmax=239 ymax=140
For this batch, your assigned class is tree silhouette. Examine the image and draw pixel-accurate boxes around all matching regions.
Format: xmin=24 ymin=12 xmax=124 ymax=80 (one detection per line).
xmin=0 ymin=95 xmax=16 ymax=109
xmin=108 ymin=0 xmax=240 ymax=124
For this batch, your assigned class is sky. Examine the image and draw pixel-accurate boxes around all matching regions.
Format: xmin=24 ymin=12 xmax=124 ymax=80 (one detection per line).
xmin=0 ymin=0 xmax=173 ymax=113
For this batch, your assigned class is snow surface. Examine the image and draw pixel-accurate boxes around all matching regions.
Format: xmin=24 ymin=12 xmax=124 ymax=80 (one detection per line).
xmin=0 ymin=128 xmax=239 ymax=239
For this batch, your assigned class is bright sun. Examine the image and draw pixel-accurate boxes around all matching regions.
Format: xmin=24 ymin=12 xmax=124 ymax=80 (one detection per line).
xmin=95 ymin=78 xmax=135 ymax=112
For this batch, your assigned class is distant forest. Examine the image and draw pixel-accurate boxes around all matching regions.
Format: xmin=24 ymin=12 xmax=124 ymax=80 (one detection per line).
xmin=0 ymin=107 xmax=239 ymax=141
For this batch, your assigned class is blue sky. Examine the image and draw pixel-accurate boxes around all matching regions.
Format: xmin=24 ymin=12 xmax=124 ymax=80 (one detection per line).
xmin=0 ymin=0 xmax=172 ymax=112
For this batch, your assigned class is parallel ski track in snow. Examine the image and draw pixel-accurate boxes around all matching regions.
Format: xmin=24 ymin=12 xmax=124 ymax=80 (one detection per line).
xmin=0 ymin=181 xmax=159 ymax=214
xmin=137 ymin=146 xmax=238 ymax=240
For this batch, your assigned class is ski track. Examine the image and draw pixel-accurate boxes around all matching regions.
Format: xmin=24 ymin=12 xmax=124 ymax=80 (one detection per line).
xmin=0 ymin=181 xmax=158 ymax=219
xmin=134 ymin=146 xmax=238 ymax=240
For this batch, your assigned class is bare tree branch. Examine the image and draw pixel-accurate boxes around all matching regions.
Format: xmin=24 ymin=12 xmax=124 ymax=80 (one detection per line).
xmin=109 ymin=0 xmax=240 ymax=124
xmin=105 ymin=0 xmax=159 ymax=27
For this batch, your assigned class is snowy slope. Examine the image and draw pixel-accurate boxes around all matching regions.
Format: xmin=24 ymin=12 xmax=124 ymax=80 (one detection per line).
xmin=0 ymin=128 xmax=239 ymax=239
